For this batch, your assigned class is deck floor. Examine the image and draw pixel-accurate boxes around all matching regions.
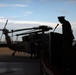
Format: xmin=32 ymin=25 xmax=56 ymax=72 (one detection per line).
xmin=0 ymin=47 xmax=41 ymax=75
xmin=0 ymin=60 xmax=41 ymax=75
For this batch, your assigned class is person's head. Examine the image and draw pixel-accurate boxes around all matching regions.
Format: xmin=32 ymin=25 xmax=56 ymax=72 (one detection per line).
xmin=58 ymin=16 xmax=65 ymax=24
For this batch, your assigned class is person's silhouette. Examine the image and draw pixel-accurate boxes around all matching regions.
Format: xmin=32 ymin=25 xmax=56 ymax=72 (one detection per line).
xmin=58 ymin=16 xmax=74 ymax=74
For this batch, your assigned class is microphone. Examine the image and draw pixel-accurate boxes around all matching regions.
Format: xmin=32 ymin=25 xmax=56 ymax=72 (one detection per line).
xmin=53 ymin=24 xmax=59 ymax=32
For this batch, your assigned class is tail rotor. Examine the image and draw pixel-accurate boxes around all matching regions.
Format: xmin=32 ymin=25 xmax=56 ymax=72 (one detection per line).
xmin=0 ymin=19 xmax=8 ymax=42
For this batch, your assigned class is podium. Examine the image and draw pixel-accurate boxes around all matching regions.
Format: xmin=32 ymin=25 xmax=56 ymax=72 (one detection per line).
xmin=50 ymin=32 xmax=63 ymax=70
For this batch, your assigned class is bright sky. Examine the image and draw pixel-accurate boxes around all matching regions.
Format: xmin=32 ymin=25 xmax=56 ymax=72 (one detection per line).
xmin=0 ymin=0 xmax=76 ymax=41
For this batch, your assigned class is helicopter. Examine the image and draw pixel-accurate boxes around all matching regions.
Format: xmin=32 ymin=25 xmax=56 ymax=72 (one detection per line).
xmin=0 ymin=19 xmax=53 ymax=58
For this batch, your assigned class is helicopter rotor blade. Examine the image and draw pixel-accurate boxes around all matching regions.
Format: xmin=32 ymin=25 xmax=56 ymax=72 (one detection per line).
xmin=16 ymin=30 xmax=42 ymax=36
xmin=0 ymin=19 xmax=8 ymax=31
xmin=4 ymin=19 xmax=8 ymax=29
xmin=11 ymin=32 xmax=14 ymax=42
xmin=15 ymin=35 xmax=18 ymax=42
xmin=9 ymin=28 xmax=34 ymax=33
xmin=0 ymin=34 xmax=3 ymax=42
xmin=9 ymin=25 xmax=53 ymax=33
xmin=0 ymin=19 xmax=8 ymax=42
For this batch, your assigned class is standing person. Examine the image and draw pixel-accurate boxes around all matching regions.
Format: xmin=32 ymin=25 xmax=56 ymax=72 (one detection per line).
xmin=58 ymin=16 xmax=74 ymax=74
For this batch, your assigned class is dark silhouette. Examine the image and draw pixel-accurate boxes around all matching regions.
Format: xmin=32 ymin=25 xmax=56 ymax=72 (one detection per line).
xmin=22 ymin=35 xmax=36 ymax=59
xmin=2 ymin=28 xmax=41 ymax=59
xmin=3 ymin=28 xmax=25 ymax=56
xmin=2 ymin=28 xmax=34 ymax=57
xmin=58 ymin=16 xmax=74 ymax=74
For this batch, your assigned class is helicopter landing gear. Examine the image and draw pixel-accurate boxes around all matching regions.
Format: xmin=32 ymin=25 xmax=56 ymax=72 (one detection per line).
xmin=12 ymin=51 xmax=16 ymax=56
